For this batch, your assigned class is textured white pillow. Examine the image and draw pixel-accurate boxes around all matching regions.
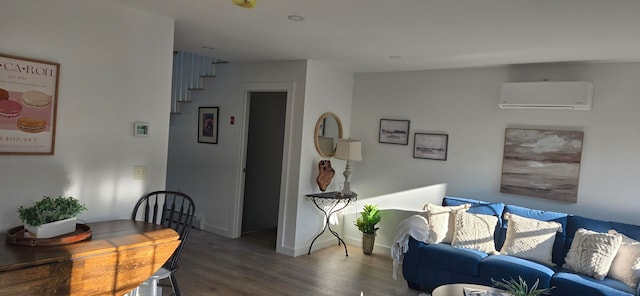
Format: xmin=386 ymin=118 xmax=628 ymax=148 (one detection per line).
xmin=499 ymin=213 xmax=562 ymax=266
xmin=451 ymin=211 xmax=499 ymax=254
xmin=423 ymin=203 xmax=470 ymax=243
xmin=563 ymin=228 xmax=622 ymax=280
xmin=607 ymin=229 xmax=640 ymax=288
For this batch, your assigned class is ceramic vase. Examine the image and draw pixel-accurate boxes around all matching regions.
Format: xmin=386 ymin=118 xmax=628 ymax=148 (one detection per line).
xmin=362 ymin=232 xmax=376 ymax=255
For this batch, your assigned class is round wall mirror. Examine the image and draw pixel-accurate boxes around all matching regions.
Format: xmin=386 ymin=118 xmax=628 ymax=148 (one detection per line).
xmin=314 ymin=112 xmax=343 ymax=158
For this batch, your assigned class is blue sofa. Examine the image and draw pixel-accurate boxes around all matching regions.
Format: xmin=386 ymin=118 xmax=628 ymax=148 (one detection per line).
xmin=402 ymin=196 xmax=640 ymax=296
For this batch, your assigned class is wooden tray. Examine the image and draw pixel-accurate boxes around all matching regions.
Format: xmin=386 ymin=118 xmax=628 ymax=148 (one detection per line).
xmin=5 ymin=224 xmax=92 ymax=246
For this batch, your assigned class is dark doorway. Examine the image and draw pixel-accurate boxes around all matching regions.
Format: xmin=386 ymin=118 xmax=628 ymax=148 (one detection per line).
xmin=241 ymin=91 xmax=287 ymax=247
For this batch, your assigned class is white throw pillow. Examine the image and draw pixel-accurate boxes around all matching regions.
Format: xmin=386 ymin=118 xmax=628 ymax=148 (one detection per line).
xmin=499 ymin=213 xmax=562 ymax=266
xmin=563 ymin=228 xmax=622 ymax=280
xmin=451 ymin=211 xmax=499 ymax=254
xmin=607 ymin=229 xmax=640 ymax=288
xmin=423 ymin=203 xmax=470 ymax=243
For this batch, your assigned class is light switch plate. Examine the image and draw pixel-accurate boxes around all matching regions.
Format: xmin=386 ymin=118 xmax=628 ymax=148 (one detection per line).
xmin=133 ymin=165 xmax=147 ymax=180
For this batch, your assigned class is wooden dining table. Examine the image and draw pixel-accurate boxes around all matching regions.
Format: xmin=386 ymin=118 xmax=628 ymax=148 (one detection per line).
xmin=0 ymin=219 xmax=180 ymax=296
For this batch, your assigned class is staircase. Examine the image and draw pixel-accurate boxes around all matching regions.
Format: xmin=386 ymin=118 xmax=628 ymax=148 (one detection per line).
xmin=171 ymin=51 xmax=227 ymax=114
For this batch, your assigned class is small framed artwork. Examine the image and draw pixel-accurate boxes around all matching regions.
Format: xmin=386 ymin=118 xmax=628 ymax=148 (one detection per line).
xmin=133 ymin=121 xmax=149 ymax=137
xmin=379 ymin=119 xmax=410 ymax=145
xmin=414 ymin=133 xmax=448 ymax=160
xmin=198 ymin=107 xmax=219 ymax=144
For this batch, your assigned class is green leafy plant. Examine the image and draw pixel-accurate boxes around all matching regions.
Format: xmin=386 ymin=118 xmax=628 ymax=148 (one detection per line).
xmin=491 ymin=277 xmax=553 ymax=296
xmin=18 ymin=196 xmax=87 ymax=227
xmin=355 ymin=204 xmax=381 ymax=234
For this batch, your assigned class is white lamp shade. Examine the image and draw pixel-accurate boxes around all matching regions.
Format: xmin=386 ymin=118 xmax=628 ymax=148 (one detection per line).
xmin=334 ymin=139 xmax=362 ymax=161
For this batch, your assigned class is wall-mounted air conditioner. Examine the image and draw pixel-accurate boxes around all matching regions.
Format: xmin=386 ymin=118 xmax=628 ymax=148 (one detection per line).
xmin=499 ymin=81 xmax=593 ymax=111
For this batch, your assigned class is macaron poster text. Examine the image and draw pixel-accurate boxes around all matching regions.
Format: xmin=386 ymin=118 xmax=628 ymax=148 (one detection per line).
xmin=0 ymin=54 xmax=58 ymax=155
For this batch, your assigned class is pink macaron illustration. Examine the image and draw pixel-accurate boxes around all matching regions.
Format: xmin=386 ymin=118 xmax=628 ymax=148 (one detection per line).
xmin=0 ymin=100 xmax=22 ymax=118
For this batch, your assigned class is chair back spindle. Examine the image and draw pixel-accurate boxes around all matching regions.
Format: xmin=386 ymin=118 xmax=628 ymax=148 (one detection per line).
xmin=131 ymin=190 xmax=196 ymax=271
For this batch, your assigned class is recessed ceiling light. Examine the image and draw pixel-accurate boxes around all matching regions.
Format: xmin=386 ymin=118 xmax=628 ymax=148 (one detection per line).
xmin=389 ymin=56 xmax=402 ymax=60
xmin=288 ymin=15 xmax=304 ymax=21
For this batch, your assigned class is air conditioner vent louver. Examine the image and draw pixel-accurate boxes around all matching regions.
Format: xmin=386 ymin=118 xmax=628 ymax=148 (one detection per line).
xmin=499 ymin=81 xmax=593 ymax=111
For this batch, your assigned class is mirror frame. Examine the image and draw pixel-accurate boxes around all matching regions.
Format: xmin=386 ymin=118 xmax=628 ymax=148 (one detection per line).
xmin=314 ymin=112 xmax=343 ymax=158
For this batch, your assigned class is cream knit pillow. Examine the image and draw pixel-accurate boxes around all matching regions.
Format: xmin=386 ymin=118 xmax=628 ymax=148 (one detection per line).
xmin=451 ymin=211 xmax=499 ymax=254
xmin=607 ymin=230 xmax=640 ymax=288
xmin=423 ymin=203 xmax=470 ymax=243
xmin=500 ymin=213 xmax=562 ymax=266
xmin=563 ymin=228 xmax=622 ymax=280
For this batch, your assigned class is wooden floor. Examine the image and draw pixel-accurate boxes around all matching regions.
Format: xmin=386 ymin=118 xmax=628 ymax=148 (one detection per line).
xmin=161 ymin=228 xmax=421 ymax=296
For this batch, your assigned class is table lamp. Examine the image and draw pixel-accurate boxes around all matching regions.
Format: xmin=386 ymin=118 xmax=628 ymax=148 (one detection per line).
xmin=334 ymin=139 xmax=362 ymax=196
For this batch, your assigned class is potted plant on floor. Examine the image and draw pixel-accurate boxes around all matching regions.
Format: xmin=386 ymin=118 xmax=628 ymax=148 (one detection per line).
xmin=355 ymin=204 xmax=381 ymax=255
xmin=18 ymin=196 xmax=87 ymax=238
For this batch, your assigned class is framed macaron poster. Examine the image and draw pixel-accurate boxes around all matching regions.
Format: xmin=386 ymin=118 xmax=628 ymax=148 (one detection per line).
xmin=0 ymin=54 xmax=59 ymax=155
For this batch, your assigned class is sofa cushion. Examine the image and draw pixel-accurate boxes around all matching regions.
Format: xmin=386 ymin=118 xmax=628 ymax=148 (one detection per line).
xmin=500 ymin=213 xmax=562 ymax=266
xmin=608 ymin=229 xmax=640 ymax=289
xmin=419 ymin=243 xmax=488 ymax=276
xmin=452 ymin=211 xmax=499 ymax=254
xmin=567 ymin=215 xmax=640 ymax=242
xmin=423 ymin=203 xmax=470 ymax=243
xmin=444 ymin=196 xmax=506 ymax=250
xmin=552 ymin=271 xmax=635 ymax=296
xmin=610 ymin=221 xmax=640 ymax=242
xmin=563 ymin=228 xmax=622 ymax=280
xmin=442 ymin=196 xmax=506 ymax=222
xmin=504 ymin=204 xmax=569 ymax=265
xmin=478 ymin=255 xmax=555 ymax=289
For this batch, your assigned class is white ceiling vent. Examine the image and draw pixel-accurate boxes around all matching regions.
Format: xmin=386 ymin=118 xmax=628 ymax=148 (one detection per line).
xmin=499 ymin=81 xmax=593 ymax=111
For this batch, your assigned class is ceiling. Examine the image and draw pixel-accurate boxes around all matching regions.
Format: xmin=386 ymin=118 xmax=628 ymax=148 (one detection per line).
xmin=106 ymin=0 xmax=640 ymax=73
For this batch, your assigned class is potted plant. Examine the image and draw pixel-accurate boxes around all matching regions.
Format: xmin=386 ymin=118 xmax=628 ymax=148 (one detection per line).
xmin=492 ymin=277 xmax=554 ymax=296
xmin=18 ymin=196 xmax=87 ymax=238
xmin=355 ymin=204 xmax=381 ymax=255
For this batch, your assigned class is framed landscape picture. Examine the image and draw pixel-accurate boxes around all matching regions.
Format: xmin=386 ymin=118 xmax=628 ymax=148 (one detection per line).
xmin=379 ymin=119 xmax=410 ymax=145
xmin=414 ymin=133 xmax=448 ymax=160
xmin=0 ymin=54 xmax=60 ymax=155
xmin=500 ymin=128 xmax=583 ymax=203
xmin=198 ymin=107 xmax=219 ymax=144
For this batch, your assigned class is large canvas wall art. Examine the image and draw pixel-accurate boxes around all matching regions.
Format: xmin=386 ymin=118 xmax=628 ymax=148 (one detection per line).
xmin=500 ymin=128 xmax=584 ymax=203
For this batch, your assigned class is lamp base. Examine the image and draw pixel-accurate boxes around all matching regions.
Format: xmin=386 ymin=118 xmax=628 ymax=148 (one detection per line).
xmin=341 ymin=181 xmax=352 ymax=196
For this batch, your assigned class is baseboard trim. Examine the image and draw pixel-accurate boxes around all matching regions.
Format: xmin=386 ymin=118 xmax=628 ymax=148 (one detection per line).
xmin=203 ymin=223 xmax=233 ymax=238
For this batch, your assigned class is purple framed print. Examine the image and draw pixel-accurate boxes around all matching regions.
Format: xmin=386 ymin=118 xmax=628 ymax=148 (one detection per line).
xmin=198 ymin=107 xmax=219 ymax=144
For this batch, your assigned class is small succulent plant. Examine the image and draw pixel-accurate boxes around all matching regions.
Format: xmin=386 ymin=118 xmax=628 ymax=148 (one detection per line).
xmin=491 ymin=277 xmax=553 ymax=296
xmin=355 ymin=204 xmax=381 ymax=234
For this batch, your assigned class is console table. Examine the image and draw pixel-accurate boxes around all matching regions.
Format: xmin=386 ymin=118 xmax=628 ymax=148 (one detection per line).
xmin=306 ymin=191 xmax=357 ymax=256
xmin=0 ymin=219 xmax=179 ymax=296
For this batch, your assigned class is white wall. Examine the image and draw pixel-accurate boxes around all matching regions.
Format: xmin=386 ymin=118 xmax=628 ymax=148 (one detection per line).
xmin=166 ymin=60 xmax=355 ymax=256
xmin=0 ymin=0 xmax=175 ymax=230
xmin=166 ymin=61 xmax=308 ymax=243
xmin=295 ymin=60 xmax=354 ymax=254
xmin=345 ymin=62 xmax=640 ymax=251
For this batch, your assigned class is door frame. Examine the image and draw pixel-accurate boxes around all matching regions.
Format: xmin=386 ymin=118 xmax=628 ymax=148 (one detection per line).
xmin=233 ymin=82 xmax=295 ymax=254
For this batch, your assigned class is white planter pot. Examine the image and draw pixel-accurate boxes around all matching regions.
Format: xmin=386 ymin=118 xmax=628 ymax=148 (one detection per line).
xmin=25 ymin=217 xmax=77 ymax=238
